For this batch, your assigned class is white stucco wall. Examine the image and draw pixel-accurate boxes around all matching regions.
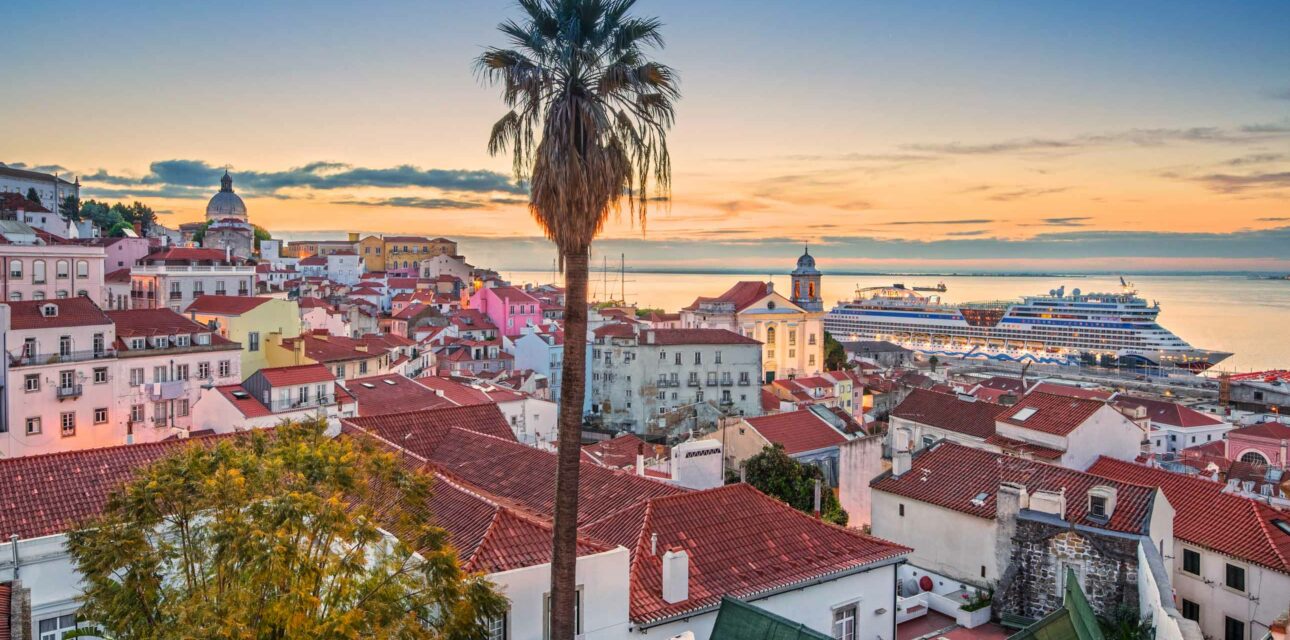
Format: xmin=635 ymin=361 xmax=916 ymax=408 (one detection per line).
xmin=1173 ymin=543 xmax=1290 ymax=640
xmin=871 ymin=488 xmax=998 ymax=586
xmin=490 ymin=547 xmax=631 ymax=640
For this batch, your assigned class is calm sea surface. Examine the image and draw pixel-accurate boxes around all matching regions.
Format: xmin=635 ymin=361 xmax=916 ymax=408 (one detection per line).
xmin=499 ymin=270 xmax=1290 ymax=374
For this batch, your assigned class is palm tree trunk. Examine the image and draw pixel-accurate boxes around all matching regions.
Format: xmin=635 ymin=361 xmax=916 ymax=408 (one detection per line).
xmin=550 ymin=247 xmax=589 ymax=639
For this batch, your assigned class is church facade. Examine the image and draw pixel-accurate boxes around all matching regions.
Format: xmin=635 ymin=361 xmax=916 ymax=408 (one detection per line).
xmin=201 ymin=170 xmax=255 ymax=260
xmin=679 ymin=248 xmax=826 ymax=381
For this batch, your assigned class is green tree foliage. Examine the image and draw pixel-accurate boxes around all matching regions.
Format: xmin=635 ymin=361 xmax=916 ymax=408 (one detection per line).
xmin=25 ymin=187 xmax=41 ymax=205
xmin=823 ymin=331 xmax=850 ymax=371
xmin=253 ymin=224 xmax=272 ymax=250
xmin=66 ymin=420 xmax=506 ymax=640
xmin=191 ymin=220 xmax=213 ymax=244
xmin=929 ymin=355 xmax=940 ymax=373
xmin=80 ymin=200 xmax=124 ymax=230
xmin=734 ymin=444 xmax=848 ymax=526
xmin=1098 ymin=605 xmax=1152 ymax=640
xmin=61 ymin=195 xmax=82 ymax=221
xmin=106 ymin=221 xmax=135 ymax=237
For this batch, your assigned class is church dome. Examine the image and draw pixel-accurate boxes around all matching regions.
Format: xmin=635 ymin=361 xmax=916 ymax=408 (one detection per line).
xmin=792 ymin=245 xmax=820 ymax=275
xmin=206 ymin=170 xmax=248 ymax=221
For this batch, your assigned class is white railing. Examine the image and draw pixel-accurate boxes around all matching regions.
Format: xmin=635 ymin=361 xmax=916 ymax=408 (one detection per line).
xmin=132 ymin=265 xmax=256 ymax=275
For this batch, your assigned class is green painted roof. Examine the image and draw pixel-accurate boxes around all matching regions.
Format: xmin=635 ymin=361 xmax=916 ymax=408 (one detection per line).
xmin=1009 ymin=568 xmax=1104 ymax=640
xmin=709 ymin=597 xmax=832 ymax=640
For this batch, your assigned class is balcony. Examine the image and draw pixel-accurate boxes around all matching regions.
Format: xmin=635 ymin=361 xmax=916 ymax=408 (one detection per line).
xmin=56 ymin=384 xmax=83 ymax=399
xmin=10 ymin=349 xmax=115 ymax=367
xmin=153 ymin=417 xmax=168 ymax=427
xmin=706 ymin=379 xmax=718 ymax=387
xmin=737 ymin=379 xmax=751 ymax=386
xmin=721 ymin=379 xmax=734 ymax=387
xmin=687 ymin=380 xmax=700 ymax=387
xmin=267 ymin=395 xmax=336 ymax=413
xmin=169 ymin=291 xmax=184 ymax=300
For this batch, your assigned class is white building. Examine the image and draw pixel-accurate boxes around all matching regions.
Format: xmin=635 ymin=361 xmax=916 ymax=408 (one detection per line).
xmin=130 ymin=247 xmax=255 ymax=312
xmin=419 ymin=253 xmax=474 ymax=281
xmin=0 ymin=227 xmax=108 ymax=306
xmin=1114 ymin=395 xmax=1233 ymax=455
xmin=0 ymin=163 xmax=79 ymax=217
xmin=193 ymin=363 xmax=356 ymax=433
xmin=325 ymin=251 xmax=362 ymax=285
xmin=590 ymin=325 xmax=763 ymax=434
xmin=512 ymin=327 xmax=566 ymax=403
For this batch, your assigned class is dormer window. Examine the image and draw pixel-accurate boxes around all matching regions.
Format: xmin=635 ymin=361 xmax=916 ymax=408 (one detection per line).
xmin=176 ymin=334 xmax=191 ymax=347
xmin=41 ymin=303 xmax=58 ymax=317
xmin=195 ymin=333 xmax=211 ymax=345
xmin=1087 ymin=486 xmax=1117 ymax=521
xmin=151 ymin=336 xmax=168 ymax=348
xmin=130 ymin=338 xmax=145 ymax=350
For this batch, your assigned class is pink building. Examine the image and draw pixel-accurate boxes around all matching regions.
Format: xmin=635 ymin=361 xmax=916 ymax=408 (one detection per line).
xmin=469 ymin=285 xmax=541 ymax=337
xmin=1 ymin=233 xmax=107 ymax=306
xmin=1225 ymin=421 xmax=1290 ymax=468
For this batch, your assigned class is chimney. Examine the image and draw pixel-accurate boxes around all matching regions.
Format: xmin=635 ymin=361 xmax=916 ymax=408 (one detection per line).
xmin=1029 ymin=489 xmax=1066 ymax=518
xmin=348 ymin=232 xmax=359 ymax=242
xmin=133 ymin=221 xmax=142 ymax=236
xmin=891 ymin=427 xmax=912 ymax=476
xmin=636 ymin=442 xmax=646 ymax=476
xmin=646 ymin=331 xmax=655 ymax=345
xmin=661 ymin=548 xmax=690 ymax=604
xmin=813 ymin=479 xmax=822 ymax=518
xmin=994 ymin=481 xmax=1028 ymax=579
xmin=999 ymin=392 xmax=1018 ymax=406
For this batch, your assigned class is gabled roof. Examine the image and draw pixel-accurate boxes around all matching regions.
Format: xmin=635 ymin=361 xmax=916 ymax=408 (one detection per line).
xmin=582 ymin=483 xmax=909 ymax=625
xmin=1027 ymin=382 xmax=1113 ymax=401
xmin=141 ymin=247 xmax=234 ymax=263
xmin=296 ymin=296 xmax=331 ymax=309
xmin=744 ymin=411 xmax=848 ymax=455
xmin=891 ymin=388 xmax=1005 ymax=439
xmin=342 ymin=404 xmax=519 ymax=444
xmin=107 ymin=309 xmax=236 ymax=349
xmin=1088 ymin=457 xmax=1290 ymax=574
xmin=1114 ymin=395 xmax=1226 ymax=429
xmin=709 ymin=596 xmax=832 ymax=639
xmin=998 ymin=392 xmax=1106 ymax=436
xmin=0 ymin=191 xmax=51 ymax=213
xmin=216 ymin=384 xmax=274 ymax=418
xmin=256 ymin=364 xmax=335 ymax=387
xmin=583 ymin=433 xmax=666 ymax=468
xmin=6 ymin=298 xmax=112 ymax=329
xmin=185 ymin=295 xmax=274 ymax=315
xmin=105 ymin=267 xmax=133 ymax=284
xmin=344 ymin=374 xmax=458 ymax=416
xmin=1229 ymin=421 xmax=1290 ymax=441
xmin=976 ymin=376 xmax=1026 ymax=394
xmin=870 ymin=442 xmax=1155 ymax=535
xmin=683 ymin=281 xmax=770 ymax=313
xmin=414 ymin=376 xmax=526 ymax=405
xmin=485 ymin=285 xmax=540 ymax=305
xmin=594 ymin=322 xmax=638 ymax=339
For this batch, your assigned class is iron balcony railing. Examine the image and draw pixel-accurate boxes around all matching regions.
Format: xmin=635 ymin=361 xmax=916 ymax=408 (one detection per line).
xmin=10 ymin=349 xmax=115 ymax=367
xmin=267 ymin=395 xmax=336 ymax=413
xmin=56 ymin=384 xmax=84 ymax=399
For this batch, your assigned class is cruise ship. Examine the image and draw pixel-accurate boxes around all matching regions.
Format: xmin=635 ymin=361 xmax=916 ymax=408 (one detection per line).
xmin=824 ymin=284 xmax=1230 ymax=372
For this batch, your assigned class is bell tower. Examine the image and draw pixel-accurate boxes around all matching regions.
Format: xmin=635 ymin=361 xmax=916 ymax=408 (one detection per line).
xmin=790 ymin=245 xmax=822 ymax=312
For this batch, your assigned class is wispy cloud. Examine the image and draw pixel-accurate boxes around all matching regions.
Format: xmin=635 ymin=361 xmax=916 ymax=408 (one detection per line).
xmin=1258 ymin=216 xmax=1290 ymax=222
xmin=332 ymin=196 xmax=486 ymax=210
xmin=946 ymin=230 xmax=988 ymax=237
xmin=1266 ymin=87 xmax=1290 ymax=101
xmin=987 ymin=187 xmax=1069 ymax=202
xmin=1031 ymin=216 xmax=1093 ymax=227
xmin=880 ymin=218 xmax=994 ymax=226
xmin=903 ymin=122 xmax=1290 ymax=156
xmin=1223 ymin=153 xmax=1287 ymax=167
xmin=2 ymin=161 xmax=71 ymax=174
xmin=81 ymin=159 xmax=527 ymax=198
xmin=1187 ymin=171 xmax=1290 ymax=194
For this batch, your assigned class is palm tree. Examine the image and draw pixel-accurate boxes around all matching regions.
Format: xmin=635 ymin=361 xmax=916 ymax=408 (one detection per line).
xmin=477 ymin=1 xmax=677 ymax=636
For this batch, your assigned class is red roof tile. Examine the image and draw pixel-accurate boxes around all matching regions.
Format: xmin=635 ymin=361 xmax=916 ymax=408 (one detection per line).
xmin=998 ymin=392 xmax=1105 ymax=436
xmin=0 ymin=192 xmax=51 ymax=213
xmin=184 ymin=295 xmax=274 ymax=315
xmin=344 ymin=374 xmax=458 ymax=416
xmin=142 ymin=247 xmax=235 ymax=263
xmin=1114 ymin=395 xmax=1225 ymax=428
xmin=107 ymin=308 xmax=237 ymax=348
xmin=583 ymin=434 xmax=668 ymax=468
xmin=1230 ymin=422 xmax=1290 ymax=440
xmin=871 ymin=442 xmax=1155 ymax=534
xmin=0 ymin=581 xmax=8 ymax=640
xmin=892 ymin=388 xmax=1005 ymax=439
xmin=486 ymin=286 xmax=541 ymax=306
xmin=216 ymin=385 xmax=273 ymax=418
xmin=256 ymin=364 xmax=335 ymax=387
xmin=342 ymin=404 xmax=519 ymax=445
xmin=976 ymin=376 xmax=1026 ymax=393
xmin=1088 ymin=457 xmax=1290 ymax=574
xmin=683 ymin=281 xmax=769 ymax=313
xmin=744 ymin=411 xmax=849 ymax=455
xmin=6 ymin=298 xmax=112 ymax=329
xmin=582 ymin=483 xmax=909 ymax=624
xmin=1027 ymin=382 xmax=1113 ymax=401
xmin=105 ymin=267 xmax=132 ymax=283
xmin=760 ymin=388 xmax=782 ymax=412
xmin=642 ymin=328 xmax=761 ymax=346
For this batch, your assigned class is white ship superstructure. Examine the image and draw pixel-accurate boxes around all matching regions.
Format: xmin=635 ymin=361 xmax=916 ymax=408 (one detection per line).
xmin=824 ymin=284 xmax=1229 ymax=372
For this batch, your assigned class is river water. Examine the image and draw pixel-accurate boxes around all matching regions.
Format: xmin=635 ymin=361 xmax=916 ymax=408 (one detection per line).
xmin=499 ymin=270 xmax=1290 ymax=374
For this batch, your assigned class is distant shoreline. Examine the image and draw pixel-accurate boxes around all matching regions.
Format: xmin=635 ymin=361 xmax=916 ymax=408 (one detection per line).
xmin=497 ymin=267 xmax=1289 ymax=278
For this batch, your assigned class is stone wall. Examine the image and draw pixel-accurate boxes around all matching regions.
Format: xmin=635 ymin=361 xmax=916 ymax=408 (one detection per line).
xmin=1000 ymin=518 xmax=1140 ymax=621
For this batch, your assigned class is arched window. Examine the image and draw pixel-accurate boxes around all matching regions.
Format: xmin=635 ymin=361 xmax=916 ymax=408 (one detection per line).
xmin=808 ymin=281 xmax=816 ymax=298
xmin=1240 ymin=451 xmax=1269 ymax=466
xmin=8 ymin=260 xmax=21 ymax=279
xmin=766 ymin=326 xmax=776 ymax=344
xmin=33 ymin=291 xmax=46 ymax=300
xmin=32 ymin=259 xmax=46 ymax=284
xmin=56 ymin=260 xmax=69 ymax=279
xmin=76 ymin=260 xmax=89 ymax=277
xmin=9 ymin=292 xmax=20 ymax=301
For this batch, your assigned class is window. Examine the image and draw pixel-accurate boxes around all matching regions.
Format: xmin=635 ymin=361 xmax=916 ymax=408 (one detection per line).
xmin=176 ymin=334 xmax=190 ymax=347
xmin=175 ymin=364 xmax=189 ymax=380
xmin=131 ymin=404 xmax=145 ymax=422
xmin=921 ymin=436 xmax=935 ymax=449
xmin=38 ymin=614 xmax=79 ymax=640
xmin=8 ymin=291 xmax=19 ymax=301
xmin=8 ymin=259 xmax=21 ymax=279
xmin=1089 ymin=495 xmax=1108 ymax=518
xmin=56 ymin=290 xmax=69 ymax=299
xmin=25 ymin=374 xmax=40 ymax=392
xmin=198 ymin=362 xmax=210 ymax=379
xmin=722 ymin=389 xmax=731 ymax=403
xmin=154 ymin=366 xmax=169 ymax=383
xmin=899 ymin=504 xmax=905 ymax=517
xmin=543 ymin=588 xmax=582 ymax=639
xmin=808 ymin=333 xmax=817 ymax=345
xmin=486 ymin=613 xmax=508 ymax=640
xmin=60 ymin=412 xmax=76 ymax=437
xmin=56 ymin=259 xmax=69 ymax=279
xmin=76 ymin=259 xmax=88 ymax=277
xmin=94 ymin=408 xmax=108 ymax=424
xmin=154 ymin=402 xmax=167 ymax=425
xmin=789 ymin=331 xmax=797 ymax=346
xmin=1225 ymin=617 xmax=1245 ymax=640
xmin=248 ymin=331 xmax=261 ymax=352
xmin=1181 ymin=599 xmax=1199 ymax=623
xmin=694 ymin=351 xmax=702 ymax=365
xmin=715 ymin=350 xmax=722 ymax=364
xmin=1182 ymin=548 xmax=1201 ymax=576
xmin=674 ymin=352 xmax=681 ymax=365
xmin=359 ymin=360 xmax=369 ymax=374
xmin=130 ymin=367 xmax=145 ymax=386
xmin=59 ymin=335 xmax=73 ymax=356
xmin=832 ymin=604 xmax=857 ymax=640
xmin=93 ymin=332 xmax=105 ymax=354
xmin=26 ymin=417 xmax=42 ymax=435
xmin=766 ymin=326 xmax=776 ymax=344
xmin=33 ymin=291 xmax=45 ymax=300
xmin=1225 ymin=563 xmax=1245 ymax=592
xmin=808 ymin=354 xmax=816 ymax=366
xmin=219 ymin=360 xmax=231 ymax=378
xmin=177 ymin=399 xmax=190 ymax=417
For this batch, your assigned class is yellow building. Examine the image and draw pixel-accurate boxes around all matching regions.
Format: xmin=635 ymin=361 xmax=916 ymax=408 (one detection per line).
xmin=185 ymin=295 xmax=302 ymax=377
xmin=358 ymin=235 xmax=386 ymax=271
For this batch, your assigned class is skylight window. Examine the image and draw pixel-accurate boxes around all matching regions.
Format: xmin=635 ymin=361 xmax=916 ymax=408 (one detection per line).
xmin=1274 ymin=520 xmax=1290 ymax=536
xmin=231 ymin=390 xmax=249 ymax=399
xmin=361 ymin=382 xmax=376 ymax=388
xmin=1012 ymin=407 xmax=1038 ymax=422
xmin=970 ymin=492 xmax=989 ymax=506
xmin=383 ymin=379 xmax=397 ymax=385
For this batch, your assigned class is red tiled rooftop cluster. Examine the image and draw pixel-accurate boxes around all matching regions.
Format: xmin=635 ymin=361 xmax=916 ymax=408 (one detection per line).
xmin=744 ymin=410 xmax=849 ymax=455
xmin=6 ymin=298 xmax=113 ymax=329
xmin=892 ymin=388 xmax=1005 ymax=440
xmin=998 ymin=391 xmax=1105 ymax=436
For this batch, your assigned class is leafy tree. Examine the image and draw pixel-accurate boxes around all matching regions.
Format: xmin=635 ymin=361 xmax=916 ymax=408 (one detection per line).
xmin=1099 ymin=605 xmax=1152 ymax=640
xmin=823 ymin=331 xmax=850 ymax=371
xmin=253 ymin=224 xmax=272 ymax=251
xmin=61 ymin=195 xmax=82 ymax=221
xmin=25 ymin=187 xmax=41 ymax=205
xmin=191 ymin=220 xmax=213 ymax=244
xmin=106 ymin=221 xmax=134 ymax=237
xmin=81 ymin=199 xmax=123 ymax=230
xmin=734 ymin=444 xmax=848 ymax=526
xmin=477 ymin=1 xmax=677 ymax=635
xmin=65 ymin=419 xmax=505 ymax=640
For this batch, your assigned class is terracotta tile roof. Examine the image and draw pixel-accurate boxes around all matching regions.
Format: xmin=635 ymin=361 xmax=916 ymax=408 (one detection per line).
xmin=1114 ymin=395 xmax=1225 ymax=428
xmin=642 ymin=328 xmax=761 ymax=346
xmin=298 ymin=255 xmax=327 ymax=266
xmin=296 ymin=296 xmax=331 ymax=309
xmin=184 ymin=295 xmax=274 ymax=315
xmin=594 ymin=322 xmax=638 ymax=339
xmin=278 ymin=334 xmax=376 ymax=363
xmin=644 ymin=311 xmax=680 ymax=322
xmin=1088 ymin=457 xmax=1290 ymax=574
xmin=486 ymin=285 xmax=541 ymax=305
xmin=414 ymin=376 xmax=525 ymax=405
xmin=342 ymin=404 xmax=518 ymax=445
xmin=6 ymin=298 xmax=112 ymax=329
xmin=1027 ymin=382 xmax=1113 ymax=401
xmin=744 ymin=411 xmax=849 ymax=455
xmin=760 ymin=388 xmax=782 ymax=412
xmin=892 ymin=388 xmax=1005 ymax=439
xmin=871 ymin=442 xmax=1155 ymax=534
xmin=107 ymin=308 xmax=236 ymax=348
xmin=683 ymin=281 xmax=769 ymax=312
xmin=998 ymin=392 xmax=1105 ymax=436
xmin=583 ymin=434 xmax=668 ymax=468
xmin=0 ymin=435 xmax=237 ymax=540
xmin=983 ymin=434 xmax=1065 ymax=460
xmin=105 ymin=267 xmax=132 ymax=283
xmin=345 ymin=374 xmax=458 ymax=416
xmin=216 ymin=384 xmax=273 ymax=417
xmin=976 ymin=376 xmax=1026 ymax=393
xmin=1230 ymin=422 xmax=1290 ymax=440
xmin=256 ymin=364 xmax=335 ymax=387
xmin=0 ymin=581 xmax=8 ymax=640
xmin=142 ymin=247 xmax=235 ymax=263
xmin=582 ymin=483 xmax=910 ymax=624
xmin=0 ymin=191 xmax=51 ymax=213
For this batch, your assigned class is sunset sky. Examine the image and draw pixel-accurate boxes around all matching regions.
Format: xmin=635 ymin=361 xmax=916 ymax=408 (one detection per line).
xmin=4 ymin=0 xmax=1289 ymax=272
